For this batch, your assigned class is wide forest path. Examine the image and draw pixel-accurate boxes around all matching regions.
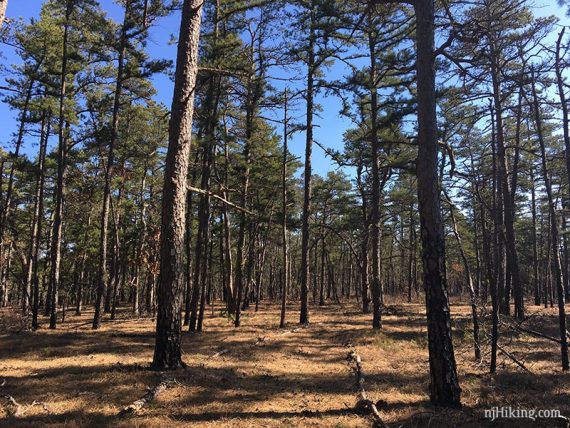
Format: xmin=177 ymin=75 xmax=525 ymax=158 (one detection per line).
xmin=1 ymin=302 xmax=569 ymax=427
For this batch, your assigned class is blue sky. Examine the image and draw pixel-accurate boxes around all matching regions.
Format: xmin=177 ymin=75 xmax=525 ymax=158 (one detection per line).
xmin=0 ymin=0 xmax=567 ymax=178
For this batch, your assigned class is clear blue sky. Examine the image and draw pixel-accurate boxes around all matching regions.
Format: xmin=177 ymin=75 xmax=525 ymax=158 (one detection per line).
xmin=0 ymin=0 xmax=566 ymax=177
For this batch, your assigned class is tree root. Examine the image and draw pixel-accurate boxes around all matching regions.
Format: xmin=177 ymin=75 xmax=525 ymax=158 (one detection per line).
xmin=348 ymin=349 xmax=389 ymax=428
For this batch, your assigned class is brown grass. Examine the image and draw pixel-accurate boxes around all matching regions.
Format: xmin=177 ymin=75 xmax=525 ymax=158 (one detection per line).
xmin=1 ymin=300 xmax=569 ymax=427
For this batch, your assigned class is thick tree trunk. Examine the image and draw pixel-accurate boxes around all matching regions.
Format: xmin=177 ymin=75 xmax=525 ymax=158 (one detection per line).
xmin=151 ymin=0 xmax=203 ymax=370
xmin=414 ymin=0 xmax=461 ymax=407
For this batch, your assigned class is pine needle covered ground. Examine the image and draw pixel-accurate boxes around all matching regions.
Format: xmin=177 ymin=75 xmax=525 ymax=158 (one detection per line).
xmin=1 ymin=302 xmax=569 ymax=427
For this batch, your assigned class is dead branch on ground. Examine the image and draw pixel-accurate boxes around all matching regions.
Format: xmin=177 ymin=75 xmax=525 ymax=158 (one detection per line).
xmin=348 ymin=349 xmax=388 ymax=428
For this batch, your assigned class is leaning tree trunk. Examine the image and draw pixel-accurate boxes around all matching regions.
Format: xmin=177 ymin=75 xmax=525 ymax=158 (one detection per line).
xmin=1 ymin=77 xmax=35 ymax=312
xmin=151 ymin=0 xmax=203 ymax=371
xmin=414 ymin=0 xmax=461 ymax=407
xmin=445 ymin=192 xmax=481 ymax=361
xmin=531 ymin=73 xmax=569 ymax=371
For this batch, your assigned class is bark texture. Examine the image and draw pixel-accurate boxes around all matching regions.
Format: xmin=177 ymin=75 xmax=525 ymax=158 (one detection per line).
xmin=152 ymin=0 xmax=203 ymax=370
xmin=414 ymin=0 xmax=461 ymax=407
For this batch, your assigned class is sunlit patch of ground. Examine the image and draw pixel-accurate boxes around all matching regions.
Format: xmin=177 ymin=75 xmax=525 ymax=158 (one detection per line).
xmin=1 ymin=299 xmax=569 ymax=427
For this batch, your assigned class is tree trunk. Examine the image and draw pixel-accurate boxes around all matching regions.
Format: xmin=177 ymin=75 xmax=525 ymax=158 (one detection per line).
xmin=531 ymin=73 xmax=569 ymax=371
xmin=445 ymin=192 xmax=481 ymax=361
xmin=486 ymin=2 xmax=524 ymax=319
xmin=49 ymin=2 xmax=74 ymax=330
xmin=368 ymin=5 xmax=382 ymax=329
xmin=300 ymin=5 xmax=315 ymax=325
xmin=151 ymin=0 xmax=203 ymax=370
xmin=1 ymin=78 xmax=35 ymax=310
xmin=415 ymin=0 xmax=461 ymax=407
xmin=93 ymin=0 xmax=129 ymax=329
xmin=280 ymin=89 xmax=289 ymax=328
xmin=31 ymin=113 xmax=50 ymax=329
xmin=24 ymin=112 xmax=48 ymax=318
xmin=530 ymin=165 xmax=541 ymax=305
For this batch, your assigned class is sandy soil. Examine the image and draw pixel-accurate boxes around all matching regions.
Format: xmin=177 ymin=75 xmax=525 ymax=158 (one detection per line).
xmin=1 ymin=300 xmax=569 ymax=427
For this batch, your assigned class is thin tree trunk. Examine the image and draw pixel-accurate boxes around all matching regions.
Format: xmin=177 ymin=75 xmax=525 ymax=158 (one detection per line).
xmin=24 ymin=113 xmax=48 ymax=317
xmin=530 ymin=165 xmax=541 ymax=305
xmin=49 ymin=2 xmax=75 ymax=330
xmin=486 ymin=2 xmax=524 ymax=319
xmin=280 ymin=88 xmax=289 ymax=328
xmin=368 ymin=4 xmax=383 ymax=329
xmin=31 ymin=113 xmax=50 ymax=329
xmin=93 ymin=0 xmax=129 ymax=329
xmin=445 ymin=192 xmax=481 ymax=361
xmin=531 ymin=73 xmax=569 ymax=371
xmin=300 ymin=4 xmax=316 ymax=326
xmin=1 ymin=78 xmax=35 ymax=309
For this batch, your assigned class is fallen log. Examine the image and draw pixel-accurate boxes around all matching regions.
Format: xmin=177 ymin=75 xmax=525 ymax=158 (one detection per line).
xmin=348 ymin=350 xmax=388 ymax=428
xmin=31 ymin=400 xmax=50 ymax=413
xmin=210 ymin=349 xmax=230 ymax=359
xmin=2 ymin=394 xmax=23 ymax=417
xmin=496 ymin=344 xmax=531 ymax=373
xmin=119 ymin=378 xmax=178 ymax=417
xmin=514 ymin=325 xmax=561 ymax=344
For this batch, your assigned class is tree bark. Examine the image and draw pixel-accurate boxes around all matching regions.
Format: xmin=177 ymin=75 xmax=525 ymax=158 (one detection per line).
xmin=415 ymin=0 xmax=461 ymax=407
xmin=368 ymin=4 xmax=383 ymax=329
xmin=151 ymin=0 xmax=203 ymax=370
xmin=300 ymin=4 xmax=316 ymax=325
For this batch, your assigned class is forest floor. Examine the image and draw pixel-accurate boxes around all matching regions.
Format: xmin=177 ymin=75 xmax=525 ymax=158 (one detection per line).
xmin=1 ymin=300 xmax=570 ymax=427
